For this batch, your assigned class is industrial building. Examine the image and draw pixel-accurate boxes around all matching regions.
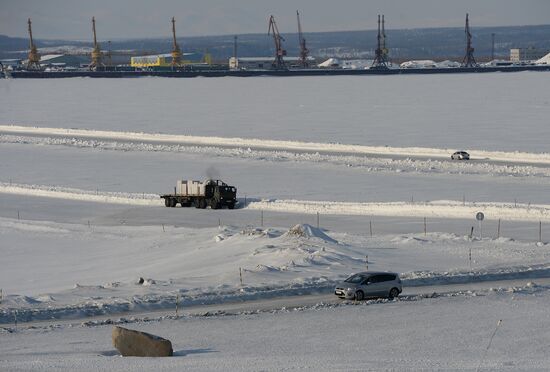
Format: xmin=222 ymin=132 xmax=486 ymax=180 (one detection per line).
xmin=229 ymin=56 xmax=316 ymax=70
xmin=38 ymin=54 xmax=84 ymax=67
xmin=131 ymin=53 xmax=211 ymax=68
xmin=0 ymin=59 xmax=23 ymax=69
xmin=510 ymin=47 xmax=547 ymax=62
xmin=536 ymin=52 xmax=550 ymax=65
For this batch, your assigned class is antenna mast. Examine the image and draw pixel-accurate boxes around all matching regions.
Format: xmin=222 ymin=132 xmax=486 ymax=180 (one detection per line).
xmin=297 ymin=10 xmax=309 ymax=68
xmin=27 ymin=18 xmax=41 ymax=70
xmin=372 ymin=14 xmax=389 ymax=69
xmin=89 ymin=17 xmax=104 ymax=70
xmin=171 ymin=17 xmax=182 ymax=67
xmin=461 ymin=13 xmax=478 ymax=67
xmin=268 ymin=15 xmax=287 ymax=70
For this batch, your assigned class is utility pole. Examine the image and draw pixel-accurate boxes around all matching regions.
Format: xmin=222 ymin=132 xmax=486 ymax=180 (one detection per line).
xmin=297 ymin=10 xmax=309 ymax=68
xmin=268 ymin=15 xmax=287 ymax=70
xmin=461 ymin=13 xmax=478 ymax=67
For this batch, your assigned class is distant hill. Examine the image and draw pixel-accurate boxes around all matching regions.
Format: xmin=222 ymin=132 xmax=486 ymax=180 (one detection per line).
xmin=2 ymin=24 xmax=550 ymax=63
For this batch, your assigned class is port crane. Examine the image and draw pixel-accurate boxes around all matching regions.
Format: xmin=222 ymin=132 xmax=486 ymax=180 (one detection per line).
xmin=89 ymin=17 xmax=104 ymax=70
xmin=372 ymin=14 xmax=389 ymax=69
xmin=26 ymin=18 xmax=41 ymax=70
xmin=461 ymin=13 xmax=478 ymax=67
xmin=171 ymin=17 xmax=182 ymax=67
xmin=296 ymin=11 xmax=309 ymax=68
xmin=382 ymin=14 xmax=388 ymax=62
xmin=268 ymin=15 xmax=287 ymax=70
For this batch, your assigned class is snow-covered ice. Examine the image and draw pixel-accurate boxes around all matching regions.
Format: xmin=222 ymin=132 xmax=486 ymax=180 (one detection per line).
xmin=2 ymin=72 xmax=550 ymax=152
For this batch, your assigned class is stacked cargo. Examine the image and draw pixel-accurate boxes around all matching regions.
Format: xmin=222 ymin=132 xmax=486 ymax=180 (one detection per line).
xmin=176 ymin=180 xmax=206 ymax=196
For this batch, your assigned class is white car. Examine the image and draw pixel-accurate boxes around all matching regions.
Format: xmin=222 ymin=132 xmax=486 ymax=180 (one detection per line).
xmin=451 ymin=151 xmax=470 ymax=160
xmin=334 ymin=272 xmax=402 ymax=300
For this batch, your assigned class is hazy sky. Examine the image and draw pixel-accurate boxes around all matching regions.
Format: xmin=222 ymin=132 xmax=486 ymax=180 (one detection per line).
xmin=2 ymin=0 xmax=549 ymax=40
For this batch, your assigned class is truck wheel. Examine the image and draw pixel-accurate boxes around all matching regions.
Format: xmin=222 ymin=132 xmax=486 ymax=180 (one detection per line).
xmin=200 ymin=200 xmax=207 ymax=209
xmin=211 ymin=201 xmax=219 ymax=210
xmin=227 ymin=203 xmax=235 ymax=210
xmin=194 ymin=199 xmax=201 ymax=209
xmin=170 ymin=198 xmax=177 ymax=208
xmin=164 ymin=198 xmax=171 ymax=207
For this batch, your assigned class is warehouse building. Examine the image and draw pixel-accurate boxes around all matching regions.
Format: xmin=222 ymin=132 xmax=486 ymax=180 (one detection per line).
xmin=229 ymin=56 xmax=316 ymax=70
xmin=131 ymin=53 xmax=210 ymax=68
xmin=510 ymin=47 xmax=547 ymax=62
xmin=40 ymin=54 xmax=84 ymax=67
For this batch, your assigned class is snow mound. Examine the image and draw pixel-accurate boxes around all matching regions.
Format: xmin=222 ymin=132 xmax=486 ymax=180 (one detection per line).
xmin=142 ymin=279 xmax=156 ymax=286
xmin=240 ymin=227 xmax=268 ymax=237
xmin=35 ymin=295 xmax=55 ymax=302
xmin=284 ymin=224 xmax=337 ymax=244
xmin=255 ymin=264 xmax=283 ymax=272
xmin=391 ymin=235 xmax=432 ymax=244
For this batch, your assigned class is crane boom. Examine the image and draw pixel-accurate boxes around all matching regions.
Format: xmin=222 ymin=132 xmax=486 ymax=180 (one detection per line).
xmin=297 ymin=10 xmax=309 ymax=67
xmin=268 ymin=15 xmax=286 ymax=70
xmin=170 ymin=17 xmax=182 ymax=67
xmin=28 ymin=18 xmax=34 ymax=48
xmin=89 ymin=17 xmax=103 ymax=70
xmin=92 ymin=17 xmax=98 ymax=47
xmin=171 ymin=17 xmax=178 ymax=49
xmin=462 ymin=13 xmax=477 ymax=67
xmin=372 ymin=14 xmax=389 ymax=69
xmin=26 ymin=18 xmax=41 ymax=70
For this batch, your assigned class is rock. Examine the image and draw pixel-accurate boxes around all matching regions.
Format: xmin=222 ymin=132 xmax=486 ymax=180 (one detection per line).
xmin=112 ymin=326 xmax=173 ymax=357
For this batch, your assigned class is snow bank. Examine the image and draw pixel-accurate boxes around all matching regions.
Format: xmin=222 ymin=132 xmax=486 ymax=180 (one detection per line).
xmin=3 ymin=125 xmax=550 ymax=166
xmin=247 ymin=199 xmax=550 ymax=222
xmin=2 ymin=182 xmax=550 ymax=222
xmin=0 ymin=182 xmax=161 ymax=206
xmin=4 ymin=133 xmax=550 ymax=179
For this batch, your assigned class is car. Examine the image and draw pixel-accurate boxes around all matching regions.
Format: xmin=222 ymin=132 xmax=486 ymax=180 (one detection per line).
xmin=334 ymin=271 xmax=402 ymax=301
xmin=451 ymin=151 xmax=470 ymax=160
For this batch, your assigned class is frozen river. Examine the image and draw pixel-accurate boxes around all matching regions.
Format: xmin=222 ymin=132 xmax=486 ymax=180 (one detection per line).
xmin=2 ymin=71 xmax=550 ymax=152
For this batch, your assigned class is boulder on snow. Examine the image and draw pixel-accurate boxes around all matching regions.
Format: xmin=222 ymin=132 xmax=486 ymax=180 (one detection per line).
xmin=112 ymin=326 xmax=173 ymax=357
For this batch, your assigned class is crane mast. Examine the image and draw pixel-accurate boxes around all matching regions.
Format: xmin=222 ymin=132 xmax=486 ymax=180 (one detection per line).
xmin=372 ymin=14 xmax=389 ymax=69
xmin=26 ymin=18 xmax=41 ymax=70
xmin=297 ymin=10 xmax=309 ymax=68
xmin=461 ymin=13 xmax=478 ymax=67
xmin=89 ymin=17 xmax=103 ymax=70
xmin=268 ymin=15 xmax=287 ymax=70
xmin=171 ymin=17 xmax=182 ymax=67
xmin=382 ymin=15 xmax=388 ymax=60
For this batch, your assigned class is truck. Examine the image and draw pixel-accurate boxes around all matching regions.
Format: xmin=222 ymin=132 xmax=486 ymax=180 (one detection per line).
xmin=160 ymin=179 xmax=237 ymax=209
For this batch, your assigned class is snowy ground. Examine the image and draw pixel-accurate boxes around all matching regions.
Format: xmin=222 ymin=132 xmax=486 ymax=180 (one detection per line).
xmin=2 ymin=216 xmax=550 ymax=324
xmin=2 ymin=72 xmax=550 ymax=370
xmin=2 ymin=286 xmax=550 ymax=370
